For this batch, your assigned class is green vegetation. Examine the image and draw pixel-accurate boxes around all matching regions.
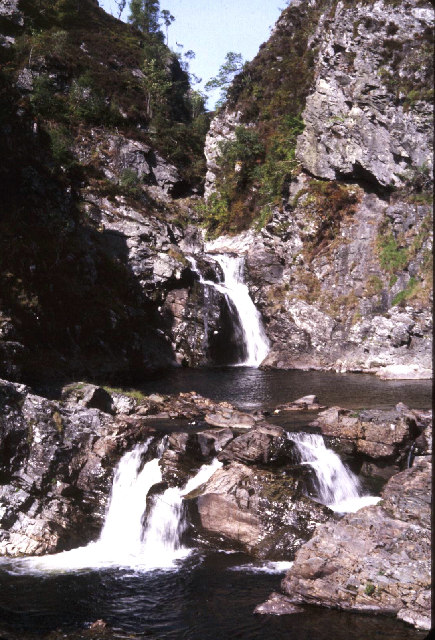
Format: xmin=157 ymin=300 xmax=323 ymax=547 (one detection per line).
xmin=102 ymin=386 xmax=153 ymax=402
xmin=197 ymin=0 xmax=328 ymax=235
xmin=201 ymin=116 xmax=305 ymax=236
xmin=128 ymin=0 xmax=161 ymax=35
xmin=377 ymin=232 xmax=409 ymax=273
xmin=365 ymin=275 xmax=384 ymax=297
xmin=392 ymin=277 xmax=418 ymax=306
xmin=119 ymin=168 xmax=142 ymax=198
xmin=205 ymin=52 xmax=244 ymax=107
xmin=10 ymin=0 xmax=209 ymax=185
xmin=364 ymin=582 xmax=376 ymax=596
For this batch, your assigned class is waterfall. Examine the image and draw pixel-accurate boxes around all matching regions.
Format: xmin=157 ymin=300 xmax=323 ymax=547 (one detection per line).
xmin=19 ymin=442 xmax=221 ymax=573
xmin=141 ymin=457 xmax=222 ymax=566
xmin=291 ymin=433 xmax=380 ymax=513
xmin=189 ymin=253 xmax=269 ymax=367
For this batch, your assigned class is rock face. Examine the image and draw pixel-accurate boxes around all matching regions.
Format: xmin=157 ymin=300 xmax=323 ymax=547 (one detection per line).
xmin=204 ymin=0 xmax=433 ymax=378
xmin=186 ymin=460 xmax=332 ymax=559
xmin=0 ymin=0 xmax=222 ymax=381
xmin=311 ymin=404 xmax=428 ymax=481
xmin=296 ymin=1 xmax=433 ymax=188
xmin=279 ymin=457 xmax=431 ymax=630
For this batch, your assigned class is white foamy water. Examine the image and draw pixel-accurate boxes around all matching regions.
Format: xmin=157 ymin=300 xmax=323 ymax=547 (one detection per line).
xmin=291 ymin=433 xmax=381 ymax=513
xmin=189 ymin=254 xmax=269 ymax=367
xmin=10 ymin=443 xmax=221 ymax=574
xmin=140 ymin=457 xmax=222 ymax=568
xmin=228 ymin=561 xmax=294 ymax=574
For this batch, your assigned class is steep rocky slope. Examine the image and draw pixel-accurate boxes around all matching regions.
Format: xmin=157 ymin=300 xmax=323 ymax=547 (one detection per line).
xmin=204 ymin=0 xmax=433 ymax=378
xmin=0 ymin=0 xmax=225 ymax=383
xmin=0 ymin=0 xmax=432 ymax=382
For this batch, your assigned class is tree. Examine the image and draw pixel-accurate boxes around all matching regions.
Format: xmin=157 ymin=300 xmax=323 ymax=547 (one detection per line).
xmin=115 ymin=0 xmax=127 ymax=19
xmin=160 ymin=8 xmax=174 ymax=44
xmin=128 ymin=0 xmax=161 ymax=34
xmin=205 ymin=51 xmax=244 ymax=106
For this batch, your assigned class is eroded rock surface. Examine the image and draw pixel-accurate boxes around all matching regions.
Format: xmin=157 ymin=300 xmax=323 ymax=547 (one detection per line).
xmin=186 ymin=460 xmax=332 ymax=559
xmin=279 ymin=458 xmax=431 ymax=630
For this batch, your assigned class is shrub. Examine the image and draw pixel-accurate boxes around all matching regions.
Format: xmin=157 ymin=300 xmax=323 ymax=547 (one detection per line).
xmin=196 ymin=193 xmax=231 ymax=238
xmin=30 ymin=74 xmax=66 ymax=119
xmin=47 ymin=125 xmax=75 ymax=168
xmin=119 ymin=168 xmax=142 ymax=198
xmin=392 ymin=277 xmax=418 ymax=306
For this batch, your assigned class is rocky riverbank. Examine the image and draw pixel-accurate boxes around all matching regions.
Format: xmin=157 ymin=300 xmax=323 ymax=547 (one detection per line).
xmin=257 ymin=457 xmax=431 ymax=631
xmin=0 ymin=377 xmax=431 ymax=631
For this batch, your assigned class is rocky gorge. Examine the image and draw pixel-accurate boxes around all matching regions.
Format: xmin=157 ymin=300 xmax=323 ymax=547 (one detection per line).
xmin=0 ymin=0 xmax=432 ymax=638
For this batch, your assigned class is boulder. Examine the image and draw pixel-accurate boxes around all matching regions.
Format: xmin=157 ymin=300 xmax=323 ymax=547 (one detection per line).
xmin=279 ymin=458 xmax=431 ymax=630
xmin=159 ymin=428 xmax=234 ymax=487
xmin=62 ymin=383 xmax=114 ymax=414
xmin=275 ymin=395 xmax=325 ymax=411
xmin=217 ymin=424 xmax=295 ymax=466
xmin=311 ymin=405 xmax=426 ymax=480
xmin=185 ymin=460 xmax=332 ymax=559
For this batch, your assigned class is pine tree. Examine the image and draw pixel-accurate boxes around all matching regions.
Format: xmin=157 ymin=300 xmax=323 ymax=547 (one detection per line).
xmin=128 ymin=0 xmax=161 ymax=35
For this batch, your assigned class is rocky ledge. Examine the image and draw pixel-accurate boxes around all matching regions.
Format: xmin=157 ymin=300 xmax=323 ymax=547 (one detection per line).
xmin=257 ymin=457 xmax=431 ymax=630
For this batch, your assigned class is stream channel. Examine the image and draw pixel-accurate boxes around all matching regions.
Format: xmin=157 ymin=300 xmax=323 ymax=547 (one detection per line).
xmin=0 ymin=368 xmax=431 ymax=640
xmin=0 ymin=254 xmax=431 ymax=639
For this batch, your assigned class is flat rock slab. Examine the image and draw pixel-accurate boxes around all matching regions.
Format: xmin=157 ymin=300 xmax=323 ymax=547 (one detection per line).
xmin=254 ymin=592 xmax=304 ymax=615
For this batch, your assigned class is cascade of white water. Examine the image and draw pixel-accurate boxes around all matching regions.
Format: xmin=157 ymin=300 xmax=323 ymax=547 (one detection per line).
xmin=291 ymin=432 xmax=380 ymax=513
xmin=141 ymin=457 xmax=222 ymax=566
xmin=19 ymin=441 xmax=221 ymax=573
xmin=188 ymin=254 xmax=269 ymax=367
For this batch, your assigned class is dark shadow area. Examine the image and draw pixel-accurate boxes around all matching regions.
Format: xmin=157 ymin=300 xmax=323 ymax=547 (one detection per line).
xmin=0 ymin=71 xmax=176 ymax=386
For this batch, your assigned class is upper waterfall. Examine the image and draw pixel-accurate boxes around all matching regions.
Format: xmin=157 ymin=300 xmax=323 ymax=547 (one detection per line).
xmin=189 ymin=253 xmax=270 ymax=367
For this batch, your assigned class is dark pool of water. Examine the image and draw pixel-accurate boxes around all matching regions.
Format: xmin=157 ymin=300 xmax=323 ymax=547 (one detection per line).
xmin=138 ymin=367 xmax=431 ymax=412
xmin=0 ymin=551 xmax=427 ymax=640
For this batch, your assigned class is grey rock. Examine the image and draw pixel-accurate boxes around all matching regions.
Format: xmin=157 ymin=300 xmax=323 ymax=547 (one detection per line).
xmin=296 ymin=1 xmax=433 ymax=188
xmin=280 ymin=458 xmax=431 ymax=630
xmin=0 ymin=0 xmax=23 ymax=25
xmin=185 ymin=460 xmax=332 ymax=559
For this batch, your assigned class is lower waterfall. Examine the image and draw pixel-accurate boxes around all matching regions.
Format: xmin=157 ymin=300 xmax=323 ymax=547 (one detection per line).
xmin=189 ymin=253 xmax=269 ymax=367
xmin=291 ymin=433 xmax=380 ymax=513
xmin=19 ymin=443 xmax=221 ymax=573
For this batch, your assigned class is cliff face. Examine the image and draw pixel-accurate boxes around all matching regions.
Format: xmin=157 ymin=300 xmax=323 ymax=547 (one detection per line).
xmin=204 ymin=0 xmax=433 ymax=378
xmin=0 ymin=0 xmax=432 ymax=382
xmin=0 ymin=0 xmax=229 ymax=382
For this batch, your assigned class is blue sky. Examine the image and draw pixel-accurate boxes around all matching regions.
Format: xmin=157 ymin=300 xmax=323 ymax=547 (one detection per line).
xmin=99 ymin=0 xmax=286 ymax=108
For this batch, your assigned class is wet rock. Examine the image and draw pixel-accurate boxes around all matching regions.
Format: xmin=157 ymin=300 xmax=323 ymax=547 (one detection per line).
xmin=279 ymin=458 xmax=431 ymax=630
xmin=217 ymin=424 xmax=294 ymax=466
xmin=311 ymin=404 xmax=426 ymax=479
xmin=254 ymin=592 xmax=304 ymax=615
xmin=204 ymin=410 xmax=256 ymax=430
xmin=159 ymin=428 xmax=234 ymax=487
xmin=185 ymin=460 xmax=332 ymax=560
xmin=275 ymin=395 xmax=325 ymax=411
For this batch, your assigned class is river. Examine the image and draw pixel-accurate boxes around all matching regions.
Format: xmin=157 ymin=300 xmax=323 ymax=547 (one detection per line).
xmin=0 ymin=367 xmax=430 ymax=640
